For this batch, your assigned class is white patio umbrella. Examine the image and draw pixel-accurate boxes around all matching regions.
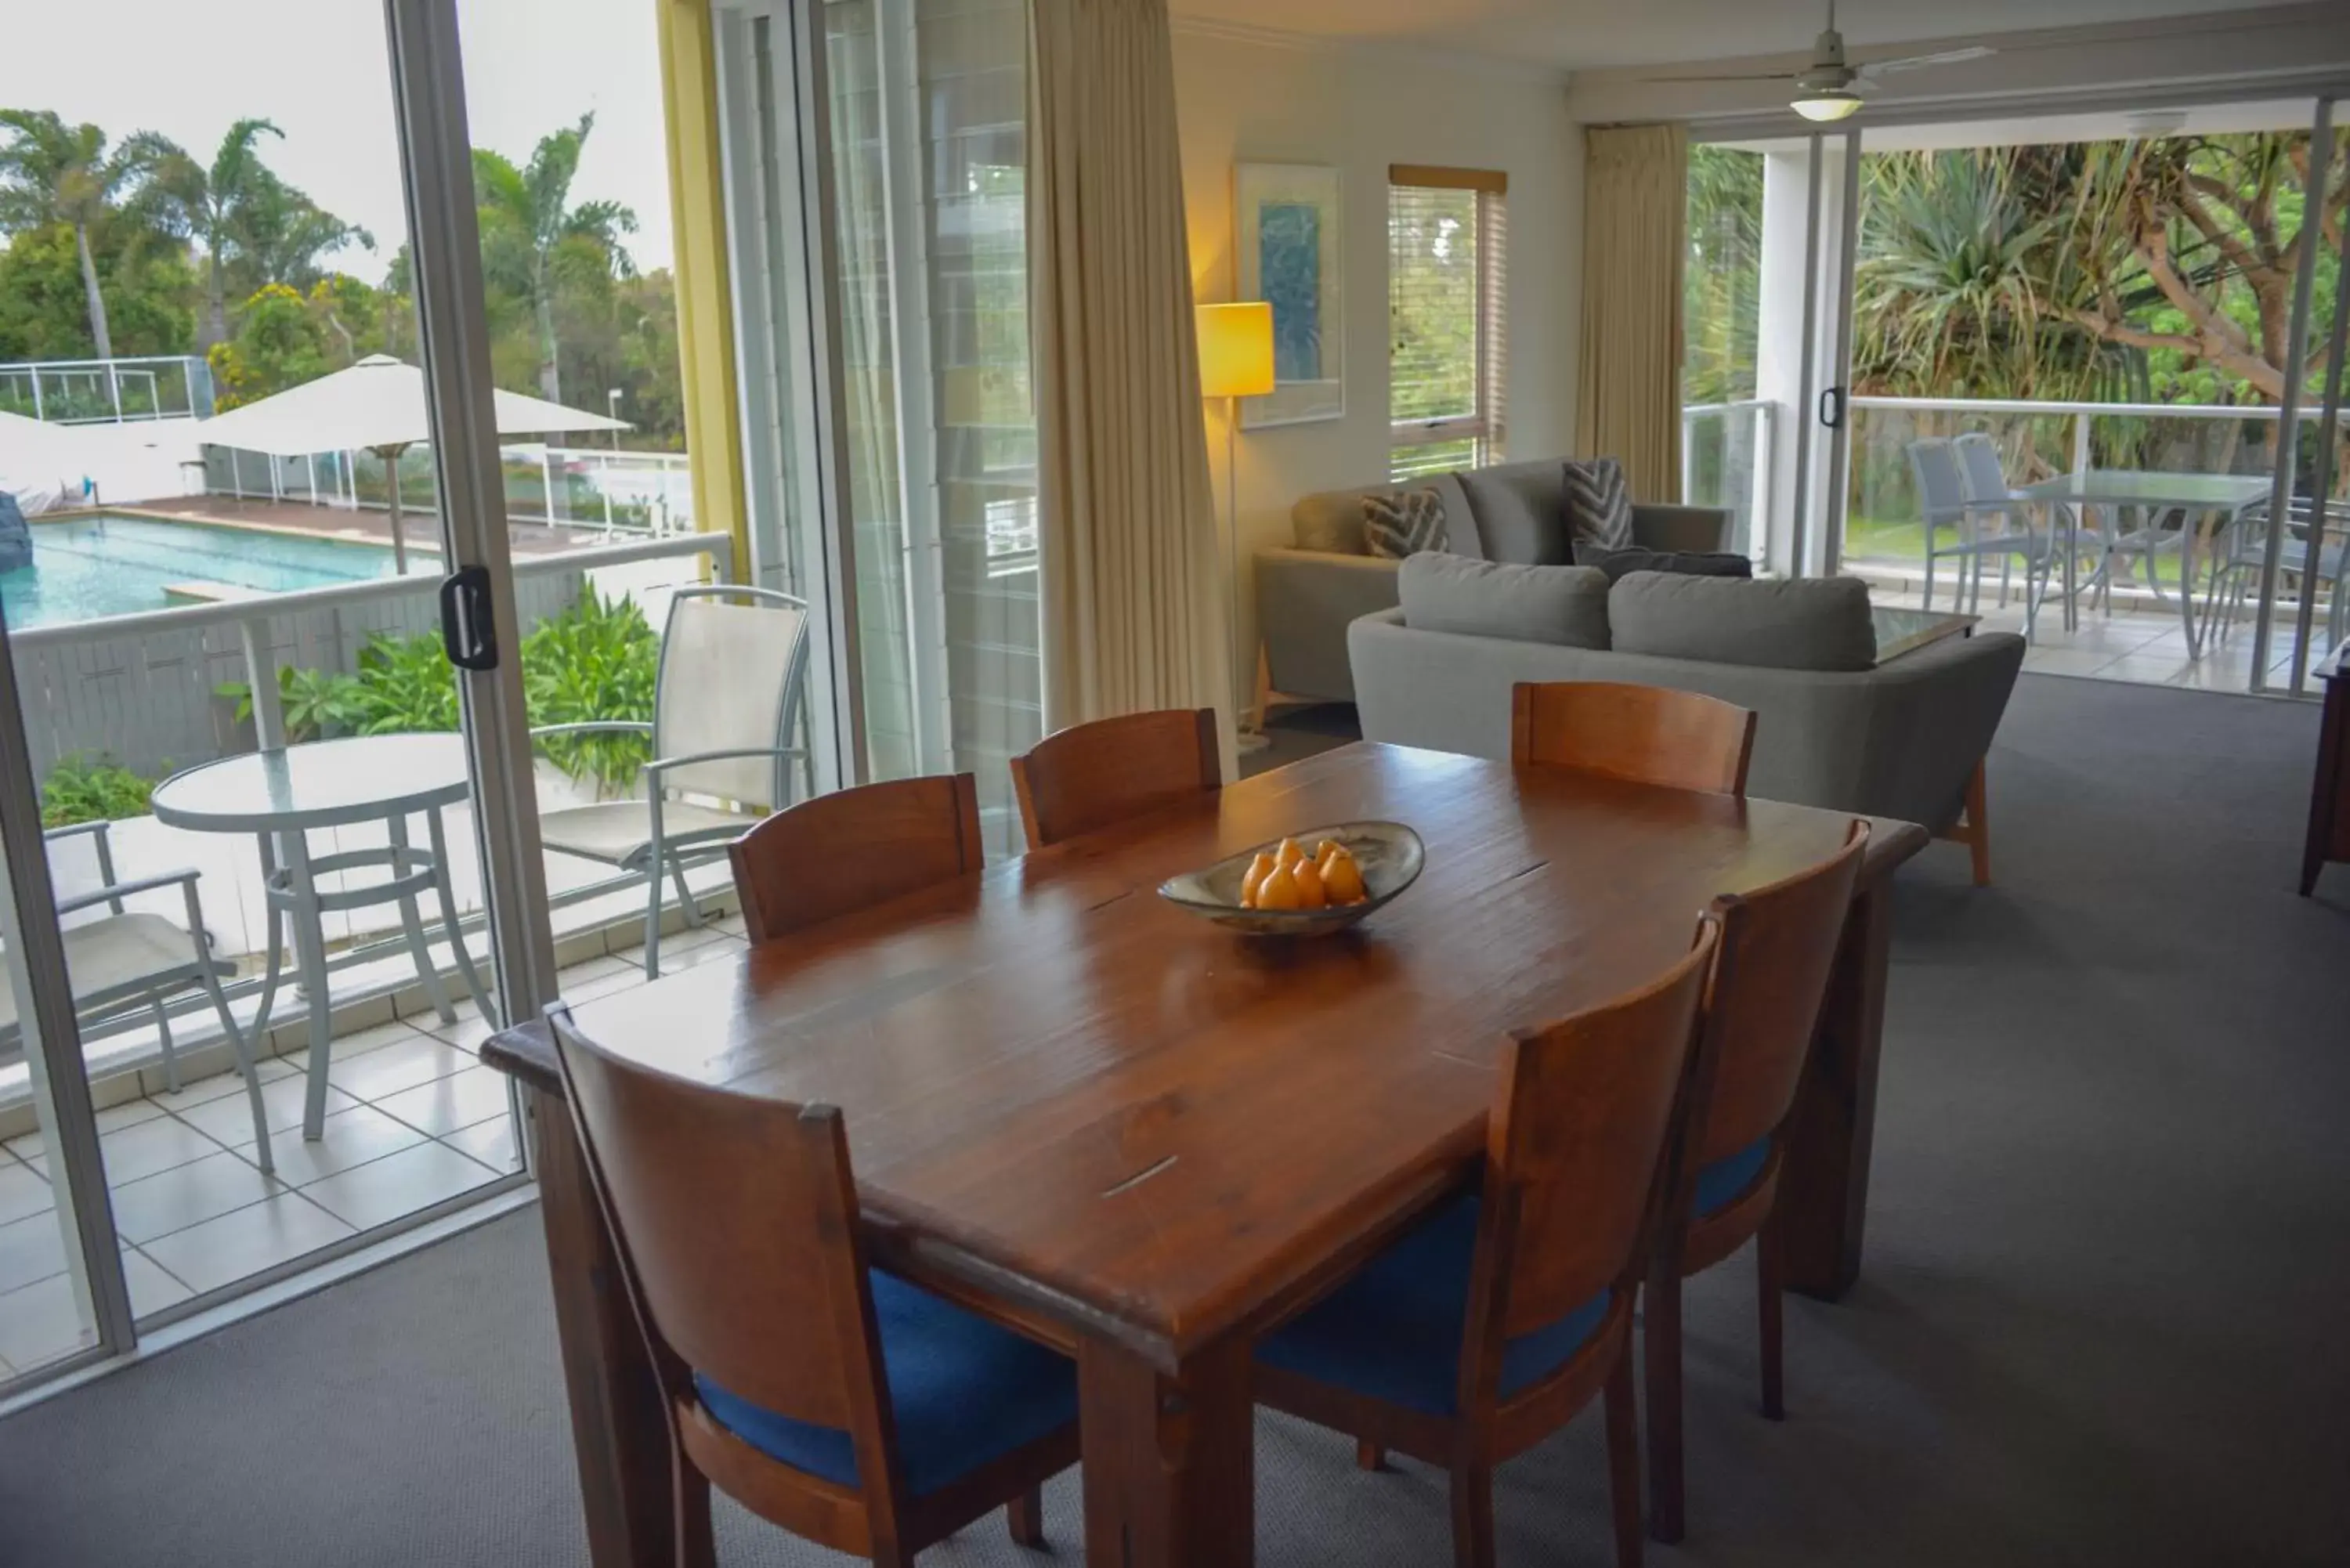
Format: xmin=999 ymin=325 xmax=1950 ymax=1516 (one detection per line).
xmin=194 ymin=354 xmax=630 ymax=573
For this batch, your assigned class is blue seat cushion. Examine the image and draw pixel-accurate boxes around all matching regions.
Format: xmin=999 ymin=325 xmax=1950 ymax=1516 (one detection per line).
xmin=1694 ymin=1136 xmax=1770 ymax=1219
xmin=1256 ymin=1194 xmax=1611 ymax=1417
xmin=693 ymin=1268 xmax=1076 ymax=1498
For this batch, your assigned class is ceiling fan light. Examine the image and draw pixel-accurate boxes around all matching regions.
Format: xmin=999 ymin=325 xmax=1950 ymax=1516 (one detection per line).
xmin=1791 ymin=90 xmax=1863 ymax=121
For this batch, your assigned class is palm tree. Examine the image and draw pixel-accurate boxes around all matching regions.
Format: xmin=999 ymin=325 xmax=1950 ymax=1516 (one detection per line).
xmin=149 ymin=117 xmax=278 ymax=350
xmin=150 ymin=120 xmax=376 ymax=350
xmin=0 ymin=110 xmax=174 ymax=360
xmin=473 ymin=112 xmax=635 ymax=402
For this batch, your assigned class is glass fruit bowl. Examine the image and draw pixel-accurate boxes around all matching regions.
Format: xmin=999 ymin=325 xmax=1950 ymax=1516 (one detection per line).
xmin=1156 ymin=821 xmax=1424 ymax=936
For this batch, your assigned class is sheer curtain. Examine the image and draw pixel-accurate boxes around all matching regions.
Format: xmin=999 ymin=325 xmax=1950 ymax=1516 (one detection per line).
xmin=1029 ymin=0 xmax=1231 ymax=746
xmin=1575 ymin=123 xmax=1689 ymax=504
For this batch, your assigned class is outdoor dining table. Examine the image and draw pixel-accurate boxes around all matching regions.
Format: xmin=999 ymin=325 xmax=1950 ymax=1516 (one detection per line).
xmin=481 ymin=741 xmax=1929 ymax=1568
xmin=150 ymin=732 xmax=495 ymax=1141
xmin=2014 ymin=469 xmax=2272 ymax=654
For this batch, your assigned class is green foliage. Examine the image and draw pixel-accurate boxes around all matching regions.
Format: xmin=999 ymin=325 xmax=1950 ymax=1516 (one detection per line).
xmin=522 ymin=588 xmax=660 ymax=794
xmin=472 ymin=113 xmax=638 ymax=405
xmin=39 ymin=754 xmax=155 ymax=829
xmin=1683 ymin=146 xmax=1763 ymax=406
xmin=208 ymin=282 xmax=330 ymax=409
xmin=214 ymin=663 xmax=367 ymax=744
xmin=0 ymin=220 xmax=194 ymax=363
xmin=352 ymin=630 xmax=461 ymax=735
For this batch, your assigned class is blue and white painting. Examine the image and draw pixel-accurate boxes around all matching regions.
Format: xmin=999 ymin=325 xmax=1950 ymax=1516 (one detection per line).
xmin=1258 ymin=202 xmax=1322 ymax=382
xmin=1237 ymin=162 xmax=1343 ymax=428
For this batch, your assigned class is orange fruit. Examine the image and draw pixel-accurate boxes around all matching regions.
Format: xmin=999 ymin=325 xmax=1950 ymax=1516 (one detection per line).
xmin=1321 ymin=846 xmax=1367 ymax=904
xmin=1255 ymin=862 xmax=1303 ymax=910
xmin=1275 ymin=837 xmax=1306 ymax=871
xmin=1292 ymin=855 xmax=1328 ymax=909
xmin=1239 ymin=851 xmax=1275 ymax=909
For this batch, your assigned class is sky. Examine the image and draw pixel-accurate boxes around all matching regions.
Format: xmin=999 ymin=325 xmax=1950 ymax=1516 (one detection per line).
xmin=0 ymin=0 xmax=677 ymax=275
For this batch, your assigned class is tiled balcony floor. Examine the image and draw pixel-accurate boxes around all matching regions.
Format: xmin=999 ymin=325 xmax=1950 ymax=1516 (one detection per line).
xmin=0 ymin=916 xmax=750 ymax=1379
xmin=1871 ymin=583 xmax=2335 ymax=692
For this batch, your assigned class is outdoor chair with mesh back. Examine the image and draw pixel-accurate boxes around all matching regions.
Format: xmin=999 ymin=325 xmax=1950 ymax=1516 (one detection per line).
xmin=0 ymin=820 xmax=273 ymax=1170
xmin=536 ymin=586 xmax=812 ymax=978
xmin=1908 ymin=432 xmax=2059 ymax=634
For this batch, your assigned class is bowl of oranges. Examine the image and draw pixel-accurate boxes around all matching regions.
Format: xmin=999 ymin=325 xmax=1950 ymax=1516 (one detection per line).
xmin=1156 ymin=822 xmax=1424 ymax=936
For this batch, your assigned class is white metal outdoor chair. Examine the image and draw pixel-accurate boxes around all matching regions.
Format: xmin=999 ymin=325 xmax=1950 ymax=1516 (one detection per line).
xmin=1913 ymin=435 xmax=2055 ymax=632
xmin=2201 ymin=496 xmax=2346 ymax=654
xmin=535 ymin=586 xmax=811 ymax=978
xmin=0 ymin=820 xmax=273 ymax=1171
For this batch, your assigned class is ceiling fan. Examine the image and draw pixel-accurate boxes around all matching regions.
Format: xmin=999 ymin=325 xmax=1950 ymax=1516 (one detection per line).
xmin=1647 ymin=1 xmax=1996 ymax=122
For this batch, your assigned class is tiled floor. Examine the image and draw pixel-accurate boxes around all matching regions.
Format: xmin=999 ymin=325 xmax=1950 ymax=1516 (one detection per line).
xmin=1871 ymin=583 xmax=2335 ymax=692
xmin=0 ymin=916 xmax=751 ymax=1379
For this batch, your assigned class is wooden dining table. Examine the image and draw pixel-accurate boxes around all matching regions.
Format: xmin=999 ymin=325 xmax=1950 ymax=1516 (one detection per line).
xmin=481 ymin=741 xmax=1929 ymax=1568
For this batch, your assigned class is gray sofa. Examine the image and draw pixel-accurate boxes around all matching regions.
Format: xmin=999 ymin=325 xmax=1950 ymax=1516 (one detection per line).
xmin=1349 ymin=561 xmax=2026 ymax=833
xmin=1257 ymin=457 xmax=1731 ymax=703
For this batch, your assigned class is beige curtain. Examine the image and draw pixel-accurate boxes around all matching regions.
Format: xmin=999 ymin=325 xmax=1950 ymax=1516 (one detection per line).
xmin=1574 ymin=123 xmax=1688 ymax=503
xmin=1029 ymin=0 xmax=1231 ymax=744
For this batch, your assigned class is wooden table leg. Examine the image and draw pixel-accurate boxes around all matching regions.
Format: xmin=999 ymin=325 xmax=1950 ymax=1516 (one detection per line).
xmin=1778 ymin=876 xmax=1895 ymax=1301
xmin=1078 ymin=1335 xmax=1255 ymax=1568
xmin=529 ymin=1087 xmax=678 ymax=1568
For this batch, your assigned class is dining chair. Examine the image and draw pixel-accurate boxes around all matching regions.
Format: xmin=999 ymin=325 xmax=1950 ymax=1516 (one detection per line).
xmin=1 ymin=820 xmax=273 ymax=1169
xmin=1009 ymin=706 xmax=1220 ymax=851
xmin=1254 ymin=920 xmax=1723 ymax=1568
xmin=547 ymin=1004 xmax=1079 ymax=1568
xmin=729 ymin=774 xmax=984 ymax=943
xmin=1509 ymin=682 xmax=1755 ymax=797
xmin=1911 ymin=436 xmax=2060 ymax=630
xmin=1643 ymin=821 xmax=1871 ymax=1545
xmin=537 ymin=585 xmax=812 ymax=977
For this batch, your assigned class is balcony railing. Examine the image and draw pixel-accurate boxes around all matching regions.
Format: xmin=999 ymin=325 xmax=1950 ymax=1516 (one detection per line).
xmin=1680 ymin=399 xmax=1775 ymax=559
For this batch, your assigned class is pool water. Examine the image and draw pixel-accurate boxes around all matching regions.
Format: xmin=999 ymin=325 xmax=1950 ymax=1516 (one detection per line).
xmin=0 ymin=514 xmax=412 ymax=630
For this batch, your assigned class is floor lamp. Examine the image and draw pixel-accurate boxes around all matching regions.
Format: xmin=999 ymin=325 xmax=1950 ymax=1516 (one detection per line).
xmin=1197 ymin=302 xmax=1276 ymax=753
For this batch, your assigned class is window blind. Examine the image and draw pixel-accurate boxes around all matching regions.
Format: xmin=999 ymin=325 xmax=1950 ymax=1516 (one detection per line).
xmin=1388 ymin=169 xmax=1507 ymax=483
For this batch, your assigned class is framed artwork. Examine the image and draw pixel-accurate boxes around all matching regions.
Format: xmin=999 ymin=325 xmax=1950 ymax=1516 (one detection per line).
xmin=1235 ymin=161 xmax=1343 ymax=428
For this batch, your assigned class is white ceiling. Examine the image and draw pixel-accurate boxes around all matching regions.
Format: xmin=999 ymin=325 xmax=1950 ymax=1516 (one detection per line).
xmin=1166 ymin=0 xmax=2299 ymax=72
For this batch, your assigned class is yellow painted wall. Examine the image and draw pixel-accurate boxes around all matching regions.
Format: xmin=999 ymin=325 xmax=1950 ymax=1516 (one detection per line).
xmin=656 ymin=0 xmax=748 ymax=580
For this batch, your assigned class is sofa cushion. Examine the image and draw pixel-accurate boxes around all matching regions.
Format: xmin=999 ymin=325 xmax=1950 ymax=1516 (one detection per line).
xmin=1398 ymin=553 xmax=1610 ymax=649
xmin=1608 ymin=573 xmax=1878 ymax=672
xmin=1293 ymin=474 xmax=1481 ymax=558
xmin=1574 ymin=541 xmax=1755 ymax=583
xmin=1362 ymin=489 xmax=1451 ymax=559
xmin=1562 ymin=457 xmax=1633 ymax=550
xmin=1455 ymin=460 xmax=1572 ymax=564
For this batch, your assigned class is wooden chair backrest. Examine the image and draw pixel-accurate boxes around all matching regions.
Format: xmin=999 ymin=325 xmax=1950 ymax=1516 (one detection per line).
xmin=1010 ymin=707 xmax=1221 ymax=850
xmin=1510 ymin=681 xmax=1756 ymax=797
xmin=548 ymin=1006 xmax=898 ymax=1490
xmin=730 ymin=774 xmax=984 ymax=944
xmin=1470 ymin=918 xmax=1719 ymax=1351
xmin=1687 ymin=821 xmax=1871 ymax=1171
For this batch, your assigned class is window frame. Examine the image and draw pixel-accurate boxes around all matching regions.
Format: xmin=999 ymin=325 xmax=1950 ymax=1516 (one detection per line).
xmin=1386 ymin=164 xmax=1509 ymax=482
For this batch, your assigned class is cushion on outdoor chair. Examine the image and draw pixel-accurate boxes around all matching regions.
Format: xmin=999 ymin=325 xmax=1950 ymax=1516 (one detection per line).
xmin=535 ymin=800 xmax=761 ymax=869
xmin=692 ymin=1268 xmax=1078 ymax=1498
xmin=1255 ymin=1192 xmax=1611 ymax=1416
xmin=0 ymin=914 xmax=223 ymax=1034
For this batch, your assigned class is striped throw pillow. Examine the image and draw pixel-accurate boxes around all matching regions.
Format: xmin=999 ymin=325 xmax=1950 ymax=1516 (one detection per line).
xmin=1563 ymin=457 xmax=1634 ymax=551
xmin=1361 ymin=489 xmax=1452 ymax=559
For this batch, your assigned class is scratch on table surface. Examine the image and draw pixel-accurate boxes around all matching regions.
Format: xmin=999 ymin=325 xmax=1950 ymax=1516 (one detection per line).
xmin=1101 ymin=1154 xmax=1179 ymax=1198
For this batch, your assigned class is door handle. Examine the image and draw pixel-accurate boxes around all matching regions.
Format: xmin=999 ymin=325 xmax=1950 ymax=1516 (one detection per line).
xmin=438 ymin=565 xmax=499 ymax=672
xmin=1818 ymin=386 xmax=1846 ymax=430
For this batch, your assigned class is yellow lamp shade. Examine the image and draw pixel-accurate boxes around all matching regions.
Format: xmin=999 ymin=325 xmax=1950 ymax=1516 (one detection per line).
xmin=1197 ymin=302 xmax=1276 ymax=399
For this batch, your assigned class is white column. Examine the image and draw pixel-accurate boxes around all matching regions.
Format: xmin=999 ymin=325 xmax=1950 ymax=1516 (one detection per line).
xmin=1755 ymin=149 xmax=1811 ymax=577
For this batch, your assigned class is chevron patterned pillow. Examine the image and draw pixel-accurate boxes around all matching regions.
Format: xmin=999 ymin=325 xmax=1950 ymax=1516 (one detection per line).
xmin=1361 ymin=489 xmax=1452 ymax=559
xmin=1563 ymin=457 xmax=1634 ymax=550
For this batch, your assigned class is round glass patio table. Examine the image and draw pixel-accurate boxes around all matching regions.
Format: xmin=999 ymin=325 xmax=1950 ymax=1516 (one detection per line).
xmin=151 ymin=733 xmax=496 ymax=1142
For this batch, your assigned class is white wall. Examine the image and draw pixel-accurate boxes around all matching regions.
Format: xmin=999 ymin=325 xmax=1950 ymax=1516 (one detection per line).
xmin=1173 ymin=23 xmax=1578 ymax=695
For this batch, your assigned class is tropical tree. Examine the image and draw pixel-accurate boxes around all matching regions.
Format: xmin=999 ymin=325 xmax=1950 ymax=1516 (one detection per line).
xmin=472 ymin=113 xmax=636 ymax=402
xmin=146 ymin=118 xmax=370 ymax=350
xmin=0 ymin=109 xmax=175 ymax=359
xmin=0 ymin=222 xmax=194 ymax=364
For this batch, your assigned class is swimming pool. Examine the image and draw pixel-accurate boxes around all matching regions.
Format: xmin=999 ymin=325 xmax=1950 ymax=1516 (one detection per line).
xmin=0 ymin=514 xmax=417 ymax=630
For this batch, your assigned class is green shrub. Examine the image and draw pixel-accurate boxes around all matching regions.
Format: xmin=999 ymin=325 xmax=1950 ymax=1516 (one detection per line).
xmin=352 ymin=630 xmax=461 ymax=735
xmin=522 ymin=587 xmax=660 ymax=795
xmin=214 ymin=665 xmax=368 ymax=744
xmin=41 ymin=755 xmax=157 ymax=829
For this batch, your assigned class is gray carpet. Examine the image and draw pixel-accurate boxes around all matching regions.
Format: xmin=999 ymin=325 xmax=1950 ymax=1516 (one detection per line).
xmin=6 ymin=674 xmax=2347 ymax=1567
